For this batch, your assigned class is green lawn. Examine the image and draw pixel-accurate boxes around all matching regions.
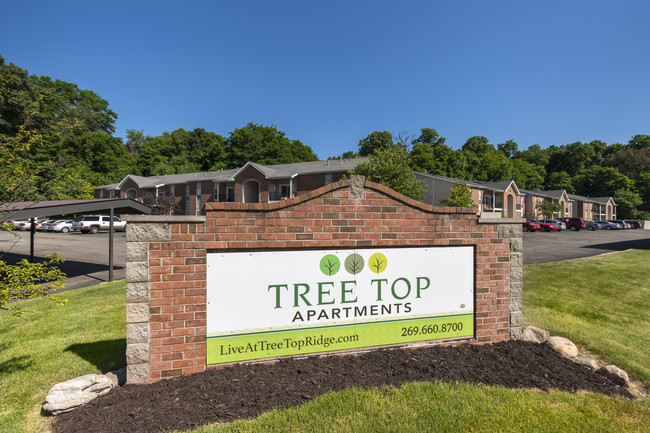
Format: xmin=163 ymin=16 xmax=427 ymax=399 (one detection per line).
xmin=175 ymin=383 xmax=650 ymax=433
xmin=1 ymin=249 xmax=649 ymax=432
xmin=523 ymin=249 xmax=650 ymax=383
xmin=0 ymin=281 xmax=126 ymax=432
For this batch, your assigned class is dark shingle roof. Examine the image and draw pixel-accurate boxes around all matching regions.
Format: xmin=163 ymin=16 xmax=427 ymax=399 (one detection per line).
xmin=95 ymin=158 xmax=368 ymax=190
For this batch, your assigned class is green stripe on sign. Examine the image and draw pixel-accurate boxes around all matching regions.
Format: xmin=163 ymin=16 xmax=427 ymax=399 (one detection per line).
xmin=207 ymin=314 xmax=474 ymax=364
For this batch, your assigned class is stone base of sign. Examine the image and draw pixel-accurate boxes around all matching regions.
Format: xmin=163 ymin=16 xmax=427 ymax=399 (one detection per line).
xmin=124 ymin=178 xmax=524 ymax=384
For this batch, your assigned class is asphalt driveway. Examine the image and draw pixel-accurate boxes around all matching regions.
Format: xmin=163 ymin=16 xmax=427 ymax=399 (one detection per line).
xmin=523 ymin=228 xmax=650 ymax=264
xmin=0 ymin=229 xmax=126 ymax=292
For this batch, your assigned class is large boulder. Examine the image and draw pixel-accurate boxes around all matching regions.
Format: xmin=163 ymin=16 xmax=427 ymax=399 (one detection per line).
xmin=522 ymin=326 xmax=550 ymax=344
xmin=597 ymin=365 xmax=630 ymax=386
xmin=546 ymin=336 xmax=578 ymax=358
xmin=43 ymin=374 xmax=114 ymax=415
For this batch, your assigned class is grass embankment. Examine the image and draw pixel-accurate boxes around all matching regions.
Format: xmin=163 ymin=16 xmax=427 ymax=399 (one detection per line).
xmin=1 ymin=250 xmax=649 ymax=432
xmin=176 ymin=383 xmax=650 ymax=433
xmin=523 ymin=249 xmax=650 ymax=383
xmin=0 ymin=281 xmax=126 ymax=432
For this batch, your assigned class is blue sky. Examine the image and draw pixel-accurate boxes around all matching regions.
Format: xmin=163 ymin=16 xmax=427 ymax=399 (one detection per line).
xmin=2 ymin=1 xmax=649 ymax=159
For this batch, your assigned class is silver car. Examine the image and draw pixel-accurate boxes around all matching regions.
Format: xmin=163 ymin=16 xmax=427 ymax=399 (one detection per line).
xmin=48 ymin=220 xmax=74 ymax=233
xmin=600 ymin=221 xmax=622 ymax=230
xmin=539 ymin=219 xmax=567 ymax=231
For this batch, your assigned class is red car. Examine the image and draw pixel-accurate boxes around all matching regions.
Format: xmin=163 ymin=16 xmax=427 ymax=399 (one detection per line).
xmin=535 ymin=220 xmax=559 ymax=232
xmin=559 ymin=217 xmax=587 ymax=231
xmin=523 ymin=219 xmax=540 ymax=232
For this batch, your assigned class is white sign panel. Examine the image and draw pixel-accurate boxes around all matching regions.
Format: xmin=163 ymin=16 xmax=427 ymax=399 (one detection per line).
xmin=206 ymin=247 xmax=475 ymax=364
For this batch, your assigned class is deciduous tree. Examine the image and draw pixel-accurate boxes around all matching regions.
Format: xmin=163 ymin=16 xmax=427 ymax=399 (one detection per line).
xmin=440 ymin=182 xmax=476 ymax=207
xmin=358 ymin=131 xmax=394 ymax=156
xmin=226 ymin=123 xmax=318 ymax=167
xmin=350 ymin=146 xmax=425 ymax=199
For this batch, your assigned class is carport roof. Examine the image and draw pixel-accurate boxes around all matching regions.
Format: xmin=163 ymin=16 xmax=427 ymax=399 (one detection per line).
xmin=1 ymin=198 xmax=152 ymax=221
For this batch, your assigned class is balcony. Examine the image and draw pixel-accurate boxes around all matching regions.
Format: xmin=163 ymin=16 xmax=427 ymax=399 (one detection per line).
xmin=269 ymin=190 xmax=296 ymax=201
xmin=483 ymin=201 xmax=503 ymax=211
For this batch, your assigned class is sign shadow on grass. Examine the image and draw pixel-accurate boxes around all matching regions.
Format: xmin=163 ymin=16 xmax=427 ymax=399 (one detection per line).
xmin=581 ymin=237 xmax=650 ymax=252
xmin=1 ymin=252 xmax=124 ymax=279
xmin=65 ymin=339 xmax=126 ymax=373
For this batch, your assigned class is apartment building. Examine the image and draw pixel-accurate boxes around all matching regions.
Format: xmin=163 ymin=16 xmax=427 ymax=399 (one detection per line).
xmin=415 ymin=173 xmax=524 ymax=218
xmin=95 ymin=158 xmax=367 ymax=215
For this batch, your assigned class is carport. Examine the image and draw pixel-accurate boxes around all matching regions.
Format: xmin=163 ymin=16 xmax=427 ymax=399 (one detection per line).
xmin=1 ymin=198 xmax=152 ymax=281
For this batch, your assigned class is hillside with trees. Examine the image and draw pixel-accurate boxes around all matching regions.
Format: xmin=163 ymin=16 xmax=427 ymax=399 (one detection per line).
xmin=333 ymin=129 xmax=649 ymax=219
xmin=1 ymin=54 xmax=648 ymax=218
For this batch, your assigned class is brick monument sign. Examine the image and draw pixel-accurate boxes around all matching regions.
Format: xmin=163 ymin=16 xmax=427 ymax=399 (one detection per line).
xmin=124 ymin=176 xmax=523 ymax=383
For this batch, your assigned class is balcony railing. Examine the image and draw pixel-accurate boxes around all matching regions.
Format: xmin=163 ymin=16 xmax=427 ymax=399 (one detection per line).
xmin=269 ymin=191 xmax=296 ymax=201
xmin=483 ymin=202 xmax=504 ymax=210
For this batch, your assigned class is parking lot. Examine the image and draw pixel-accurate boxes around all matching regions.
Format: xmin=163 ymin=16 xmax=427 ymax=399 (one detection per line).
xmin=522 ymin=228 xmax=650 ymax=264
xmin=0 ymin=229 xmax=126 ymax=291
xmin=1 ymin=226 xmax=649 ymax=290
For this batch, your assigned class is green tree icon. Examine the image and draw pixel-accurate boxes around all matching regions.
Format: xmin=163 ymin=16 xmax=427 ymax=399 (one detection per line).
xmin=320 ymin=254 xmax=341 ymax=276
xmin=344 ymin=253 xmax=364 ymax=275
xmin=369 ymin=253 xmax=388 ymax=273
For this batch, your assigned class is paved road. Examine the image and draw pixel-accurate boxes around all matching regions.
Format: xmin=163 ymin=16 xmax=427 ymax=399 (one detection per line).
xmin=523 ymin=228 xmax=650 ymax=264
xmin=0 ymin=229 xmax=126 ymax=291
xmin=2 ymin=227 xmax=649 ymax=291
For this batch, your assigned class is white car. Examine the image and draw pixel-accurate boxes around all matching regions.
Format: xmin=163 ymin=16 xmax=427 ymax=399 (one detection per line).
xmin=72 ymin=215 xmax=127 ymax=234
xmin=48 ymin=220 xmax=74 ymax=233
xmin=12 ymin=218 xmax=46 ymax=230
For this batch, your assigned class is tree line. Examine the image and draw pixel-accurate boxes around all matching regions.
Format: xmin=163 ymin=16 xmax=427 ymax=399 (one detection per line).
xmin=338 ymin=129 xmax=650 ymax=219
xmin=1 ymin=54 xmax=648 ymax=218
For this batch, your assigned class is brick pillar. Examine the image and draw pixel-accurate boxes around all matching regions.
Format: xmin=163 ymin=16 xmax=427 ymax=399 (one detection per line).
xmin=124 ymin=215 xmax=207 ymax=384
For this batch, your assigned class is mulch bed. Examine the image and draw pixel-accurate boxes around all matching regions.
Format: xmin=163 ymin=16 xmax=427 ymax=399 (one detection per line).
xmin=52 ymin=340 xmax=631 ymax=433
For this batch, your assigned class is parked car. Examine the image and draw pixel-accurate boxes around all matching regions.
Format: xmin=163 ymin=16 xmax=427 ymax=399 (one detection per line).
xmin=539 ymin=219 xmax=566 ymax=231
xmin=600 ymin=221 xmax=622 ymax=230
xmin=11 ymin=220 xmax=28 ymax=230
xmin=13 ymin=218 xmax=45 ymax=230
xmin=558 ymin=217 xmax=587 ymax=231
xmin=48 ymin=219 xmax=74 ymax=233
xmin=611 ymin=220 xmax=628 ymax=229
xmin=585 ymin=221 xmax=602 ymax=231
xmin=535 ymin=220 xmax=559 ymax=232
xmin=522 ymin=219 xmax=540 ymax=232
xmin=36 ymin=220 xmax=53 ymax=231
xmin=609 ymin=220 xmax=631 ymax=229
xmin=72 ymin=215 xmax=127 ymax=234
xmin=625 ymin=220 xmax=642 ymax=229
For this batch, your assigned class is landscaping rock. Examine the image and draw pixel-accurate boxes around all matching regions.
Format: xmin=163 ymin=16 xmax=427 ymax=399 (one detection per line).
xmin=43 ymin=374 xmax=115 ymax=415
xmin=546 ymin=336 xmax=578 ymax=358
xmin=572 ymin=357 xmax=599 ymax=370
xmin=105 ymin=368 xmax=127 ymax=387
xmin=597 ymin=365 xmax=630 ymax=386
xmin=522 ymin=326 xmax=550 ymax=344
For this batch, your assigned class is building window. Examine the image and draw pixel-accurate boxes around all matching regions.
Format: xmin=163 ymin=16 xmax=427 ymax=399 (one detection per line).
xmin=196 ymin=183 xmax=202 ymax=216
xmin=324 ymin=173 xmax=332 ymax=185
xmin=109 ymin=190 xmax=115 ymax=198
xmin=226 ymin=187 xmax=235 ymax=202
xmin=170 ymin=185 xmax=175 ymax=197
xmin=280 ymin=184 xmax=291 ymax=198
xmin=484 ymin=195 xmax=493 ymax=209
xmin=185 ymin=184 xmax=190 ymax=215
